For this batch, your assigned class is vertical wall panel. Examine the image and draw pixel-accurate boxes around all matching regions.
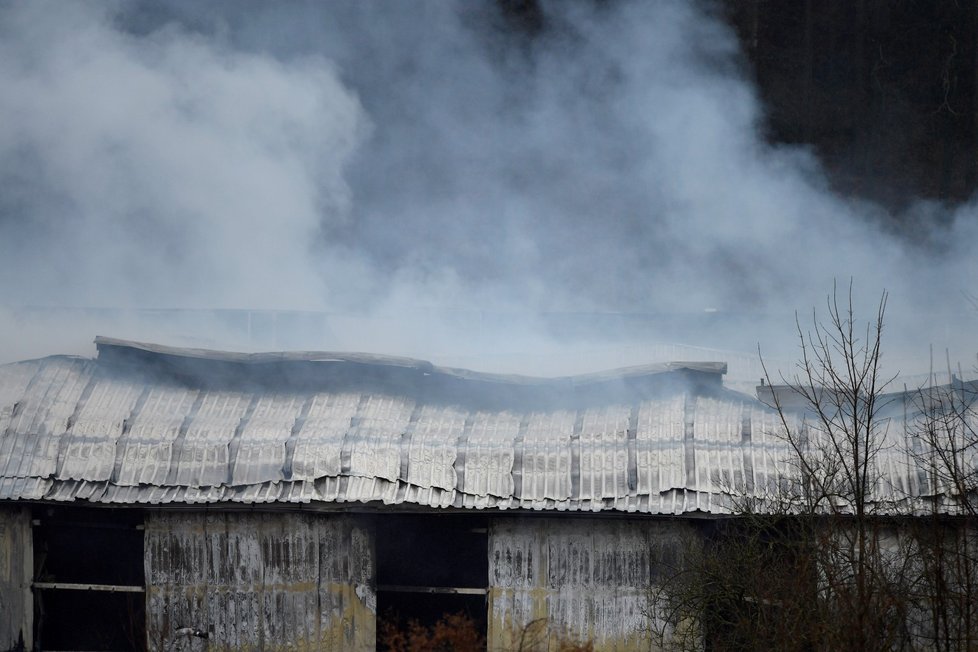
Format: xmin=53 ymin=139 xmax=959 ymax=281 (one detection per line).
xmin=489 ymin=517 xmax=691 ymax=651
xmin=0 ymin=505 xmax=31 ymax=650
xmin=145 ymin=511 xmax=375 ymax=651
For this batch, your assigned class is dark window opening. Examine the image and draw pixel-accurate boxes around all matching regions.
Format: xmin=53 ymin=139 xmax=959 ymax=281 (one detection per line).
xmin=376 ymin=514 xmax=488 ymax=651
xmin=32 ymin=505 xmax=146 ymax=651
xmin=35 ymin=591 xmax=145 ymax=652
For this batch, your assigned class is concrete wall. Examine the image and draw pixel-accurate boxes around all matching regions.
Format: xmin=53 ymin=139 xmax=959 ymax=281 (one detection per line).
xmin=145 ymin=511 xmax=374 ymax=651
xmin=0 ymin=505 xmax=31 ymax=651
xmin=0 ymin=505 xmax=695 ymax=651
xmin=488 ymin=516 xmax=691 ymax=651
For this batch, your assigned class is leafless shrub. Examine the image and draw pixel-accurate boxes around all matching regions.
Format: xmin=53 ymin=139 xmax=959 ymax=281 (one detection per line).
xmin=652 ymin=284 xmax=934 ymax=651
xmin=378 ymin=609 xmax=485 ymax=652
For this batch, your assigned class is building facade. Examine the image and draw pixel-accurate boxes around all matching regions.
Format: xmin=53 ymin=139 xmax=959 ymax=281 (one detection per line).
xmin=0 ymin=338 xmax=941 ymax=650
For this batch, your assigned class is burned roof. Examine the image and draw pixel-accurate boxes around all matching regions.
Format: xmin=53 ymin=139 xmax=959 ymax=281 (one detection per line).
xmin=0 ymin=337 xmax=947 ymax=514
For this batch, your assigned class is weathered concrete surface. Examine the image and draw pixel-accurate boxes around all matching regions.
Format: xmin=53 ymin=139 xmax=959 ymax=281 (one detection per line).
xmin=145 ymin=511 xmax=374 ymax=651
xmin=489 ymin=517 xmax=690 ymax=651
xmin=0 ymin=505 xmax=31 ymax=650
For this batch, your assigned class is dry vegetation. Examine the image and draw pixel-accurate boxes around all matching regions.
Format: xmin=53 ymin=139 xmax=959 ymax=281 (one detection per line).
xmin=379 ymin=611 xmax=486 ymax=652
xmin=652 ymin=285 xmax=978 ymax=651
xmin=378 ymin=611 xmax=595 ymax=652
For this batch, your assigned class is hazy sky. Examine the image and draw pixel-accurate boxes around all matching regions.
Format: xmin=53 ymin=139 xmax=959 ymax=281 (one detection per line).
xmin=0 ymin=1 xmax=974 ymax=375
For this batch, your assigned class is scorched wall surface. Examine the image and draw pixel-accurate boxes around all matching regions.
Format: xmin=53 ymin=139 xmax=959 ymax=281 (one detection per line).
xmin=489 ymin=517 xmax=691 ymax=651
xmin=145 ymin=511 xmax=374 ymax=651
xmin=0 ymin=506 xmax=30 ymax=651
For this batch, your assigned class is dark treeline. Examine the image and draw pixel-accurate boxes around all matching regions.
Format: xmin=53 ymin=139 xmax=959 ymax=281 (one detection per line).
xmin=502 ymin=0 xmax=978 ymax=215
xmin=724 ymin=0 xmax=978 ymax=213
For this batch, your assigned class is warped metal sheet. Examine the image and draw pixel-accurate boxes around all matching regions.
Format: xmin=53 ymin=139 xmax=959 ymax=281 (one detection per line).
xmin=518 ymin=411 xmax=575 ymax=501
xmin=406 ymin=404 xmax=465 ymax=491
xmin=229 ymin=481 xmax=284 ymax=504
xmin=171 ymin=389 xmax=245 ymax=487
xmin=43 ymin=479 xmax=107 ymax=502
xmin=577 ymin=404 xmax=631 ymax=500
xmin=874 ymin=447 xmax=915 ymax=501
xmin=225 ymin=480 xmax=316 ymax=504
xmin=280 ymin=480 xmax=319 ymax=503
xmin=343 ymin=475 xmax=399 ymax=505
xmin=116 ymin=384 xmax=199 ymax=486
xmin=0 ymin=358 xmax=93 ymax=480
xmin=231 ymin=393 xmax=305 ymax=486
xmin=635 ymin=396 xmax=686 ymax=495
xmin=405 ymin=484 xmax=455 ymax=509
xmin=690 ymin=396 xmax=749 ymax=493
xmin=313 ymin=476 xmax=343 ymax=502
xmin=58 ymin=374 xmax=144 ymax=481
xmin=347 ymin=395 xmax=413 ymax=482
xmin=0 ymin=476 xmax=50 ymax=500
xmin=463 ymin=411 xmax=520 ymax=498
xmin=291 ymin=392 xmax=358 ymax=481
xmin=748 ymin=404 xmax=798 ymax=496
xmin=3 ymin=358 xmax=92 ymax=437
xmin=0 ymin=361 xmax=41 ymax=434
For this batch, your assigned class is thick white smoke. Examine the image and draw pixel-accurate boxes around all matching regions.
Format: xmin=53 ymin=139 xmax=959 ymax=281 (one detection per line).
xmin=0 ymin=1 xmax=363 ymax=309
xmin=0 ymin=0 xmax=974 ymax=378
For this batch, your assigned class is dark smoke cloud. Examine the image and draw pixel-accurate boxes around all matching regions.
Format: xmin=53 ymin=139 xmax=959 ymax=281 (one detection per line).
xmin=0 ymin=0 xmax=974 ymax=377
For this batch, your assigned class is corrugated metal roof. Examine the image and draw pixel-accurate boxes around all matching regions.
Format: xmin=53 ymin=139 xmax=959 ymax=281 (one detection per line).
xmin=0 ymin=338 xmax=966 ymax=514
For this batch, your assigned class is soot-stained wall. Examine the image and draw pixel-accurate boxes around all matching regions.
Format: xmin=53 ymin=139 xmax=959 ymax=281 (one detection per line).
xmin=4 ymin=506 xmax=699 ymax=651
xmin=488 ymin=517 xmax=691 ymax=651
xmin=145 ymin=511 xmax=375 ymax=651
xmin=0 ymin=506 xmax=30 ymax=651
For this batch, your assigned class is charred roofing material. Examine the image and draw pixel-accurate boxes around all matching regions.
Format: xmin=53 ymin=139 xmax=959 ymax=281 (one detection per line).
xmin=94 ymin=336 xmax=726 ymax=386
xmin=0 ymin=337 xmax=952 ymax=514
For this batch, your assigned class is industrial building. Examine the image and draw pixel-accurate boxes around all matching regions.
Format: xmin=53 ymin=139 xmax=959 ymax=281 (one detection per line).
xmin=0 ymin=337 xmax=944 ymax=650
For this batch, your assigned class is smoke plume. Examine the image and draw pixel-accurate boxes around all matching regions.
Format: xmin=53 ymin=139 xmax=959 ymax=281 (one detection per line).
xmin=0 ymin=0 xmax=974 ymax=378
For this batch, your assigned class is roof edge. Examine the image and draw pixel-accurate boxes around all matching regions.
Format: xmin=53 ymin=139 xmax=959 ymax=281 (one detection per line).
xmin=94 ymin=336 xmax=727 ymax=386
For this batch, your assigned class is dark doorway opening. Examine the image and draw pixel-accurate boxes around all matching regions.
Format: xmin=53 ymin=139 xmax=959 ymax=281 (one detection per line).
xmin=376 ymin=513 xmax=488 ymax=651
xmin=32 ymin=505 xmax=146 ymax=651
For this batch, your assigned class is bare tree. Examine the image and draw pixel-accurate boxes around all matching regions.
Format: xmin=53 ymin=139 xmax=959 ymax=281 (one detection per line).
xmin=653 ymin=284 xmax=920 ymax=651
xmin=905 ymin=358 xmax=978 ymax=649
xmin=762 ymin=284 xmax=916 ymax=650
xmin=650 ymin=283 xmax=978 ymax=650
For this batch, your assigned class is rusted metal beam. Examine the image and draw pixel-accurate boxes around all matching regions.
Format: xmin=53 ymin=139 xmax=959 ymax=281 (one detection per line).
xmin=32 ymin=582 xmax=144 ymax=593
xmin=377 ymin=584 xmax=487 ymax=595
